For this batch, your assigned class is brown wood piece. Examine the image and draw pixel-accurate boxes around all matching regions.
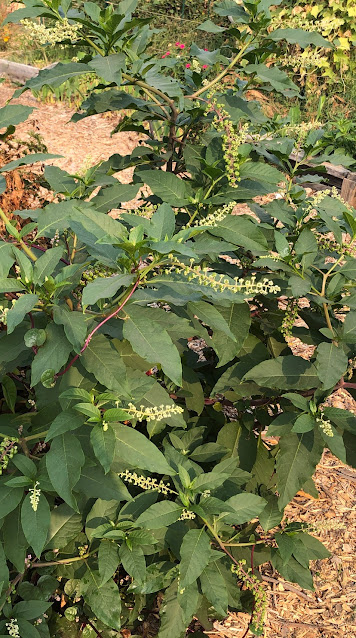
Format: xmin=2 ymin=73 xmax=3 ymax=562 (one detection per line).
xmin=341 ymin=174 xmax=356 ymax=207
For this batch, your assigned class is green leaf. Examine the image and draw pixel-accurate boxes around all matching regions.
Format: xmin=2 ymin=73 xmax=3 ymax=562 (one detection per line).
xmin=16 ymin=62 xmax=92 ymax=94
xmin=98 ymin=541 xmax=120 ymax=586
xmin=341 ymin=311 xmax=356 ymax=344
xmin=82 ymin=274 xmax=133 ymax=308
xmin=85 ymin=571 xmax=121 ymax=631
xmin=277 ymin=431 xmax=324 ymax=508
xmin=91 ymin=182 xmax=139 ymax=213
xmin=44 ymin=165 xmax=77 ymax=195
xmin=136 ymin=501 xmax=183 ymax=529
xmin=179 ymin=528 xmax=211 ymax=588
xmin=33 ymin=247 xmax=64 ymax=285
xmin=46 ymin=503 xmax=83 ymax=549
xmin=123 ymin=305 xmax=182 ymax=385
xmin=292 ymin=413 xmax=315 ymax=433
xmin=197 ymin=19 xmax=225 ymax=33
xmin=316 ymin=342 xmax=348 ymax=390
xmin=188 ymin=301 xmax=237 ymax=341
xmin=81 ymin=334 xmax=130 ymax=398
xmin=3 ymin=505 xmax=27 ymax=572
xmin=243 ymin=64 xmax=299 ymax=96
xmin=158 ymin=581 xmax=186 ymax=638
xmin=53 ymin=306 xmax=88 ymax=353
xmin=136 ymin=170 xmax=193 ymax=206
xmin=240 ymin=162 xmax=285 ymax=185
xmin=13 ymin=600 xmax=52 ymax=620
xmin=6 ymin=294 xmax=38 ymax=334
xmin=119 ymin=542 xmax=146 ymax=583
xmin=1 ymin=374 xmax=17 ymax=412
xmin=221 ymin=492 xmax=266 ymax=524
xmin=268 ymin=28 xmax=332 ymax=49
xmin=16 ymin=620 xmax=41 ymax=638
xmin=0 ymin=153 xmax=62 ymax=173
xmin=273 ymin=554 xmax=314 ymax=590
xmin=294 ymin=228 xmax=318 ymax=255
xmin=46 ymin=433 xmax=84 ymax=510
xmin=0 ymin=486 xmax=23 ymax=518
xmin=244 ymin=356 xmax=319 ymax=390
xmin=90 ymin=424 xmax=115 ymax=474
xmin=31 ymin=323 xmax=72 ymax=387
xmin=149 ymin=203 xmax=176 ymax=240
xmin=89 ymin=53 xmax=126 ymax=84
xmin=259 ymin=495 xmax=283 ymax=531
xmin=75 ymin=465 xmax=131 ymax=501
xmin=289 ymin=275 xmax=312 ymax=297
xmin=200 ymin=562 xmax=228 ymax=616
xmin=114 ymin=424 xmax=174 ymax=475
xmin=0 ymin=104 xmax=34 ymax=129
xmin=0 ymin=278 xmax=26 ymax=293
xmin=45 ymin=410 xmax=85 ymax=441
xmin=209 ymin=215 xmax=268 ymax=252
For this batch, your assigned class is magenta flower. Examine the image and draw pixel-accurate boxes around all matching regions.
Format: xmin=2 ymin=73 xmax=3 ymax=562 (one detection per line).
xmin=186 ymin=63 xmax=191 ymax=68
xmin=175 ymin=41 xmax=180 ymax=47
xmin=202 ymin=64 xmax=208 ymax=69
xmin=204 ymin=48 xmax=208 ymax=51
xmin=179 ymin=43 xmax=185 ymax=49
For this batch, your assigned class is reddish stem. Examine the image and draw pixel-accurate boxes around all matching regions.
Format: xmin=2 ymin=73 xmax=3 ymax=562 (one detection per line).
xmin=55 ymin=278 xmax=140 ymax=379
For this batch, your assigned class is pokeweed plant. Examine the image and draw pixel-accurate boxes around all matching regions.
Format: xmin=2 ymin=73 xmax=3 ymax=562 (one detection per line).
xmin=0 ymin=1 xmax=355 ymax=636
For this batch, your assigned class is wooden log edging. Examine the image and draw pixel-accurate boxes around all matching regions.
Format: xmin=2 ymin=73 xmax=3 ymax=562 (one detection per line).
xmin=0 ymin=59 xmax=39 ymax=84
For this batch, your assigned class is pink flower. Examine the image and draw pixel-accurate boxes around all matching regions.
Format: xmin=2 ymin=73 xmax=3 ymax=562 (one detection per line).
xmin=162 ymin=51 xmax=171 ymax=58
xmin=204 ymin=48 xmax=208 ymax=51
xmin=179 ymin=43 xmax=185 ymax=49
xmin=175 ymin=41 xmax=180 ymax=47
xmin=166 ymin=51 xmax=170 ymax=55
xmin=186 ymin=63 xmax=191 ymax=68
xmin=202 ymin=64 xmax=208 ymax=69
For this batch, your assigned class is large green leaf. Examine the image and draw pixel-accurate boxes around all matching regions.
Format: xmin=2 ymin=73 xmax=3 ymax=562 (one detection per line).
xmin=90 ymin=424 xmax=115 ymax=474
xmin=82 ymin=274 xmax=133 ymax=307
xmin=136 ymin=501 xmax=183 ymax=528
xmin=0 ymin=104 xmax=34 ymax=129
xmin=221 ymin=492 xmax=266 ymax=524
xmin=316 ymin=342 xmax=348 ymax=389
xmin=21 ymin=493 xmax=50 ymax=558
xmin=200 ymin=562 xmax=228 ymax=616
xmin=277 ymin=431 xmax=324 ymax=508
xmin=81 ymin=334 xmax=130 ymax=398
xmin=91 ymin=182 xmax=140 ymax=213
xmin=209 ymin=215 xmax=268 ymax=252
xmin=75 ymin=465 xmax=131 ymax=501
xmin=15 ymin=62 xmax=92 ymax=95
xmin=6 ymin=294 xmax=38 ymax=335
xmin=179 ymin=528 xmax=211 ymax=588
xmin=33 ymin=246 xmax=64 ymax=285
xmin=89 ymin=53 xmax=126 ymax=84
xmin=46 ymin=503 xmax=83 ymax=549
xmin=53 ymin=306 xmax=88 ymax=353
xmin=114 ymin=424 xmax=175 ymax=475
xmin=123 ymin=305 xmax=182 ymax=385
xmin=119 ymin=543 xmax=146 ymax=583
xmin=244 ymin=356 xmax=319 ymax=390
xmin=46 ymin=433 xmax=84 ymax=510
xmin=98 ymin=541 xmax=120 ymax=586
xmin=85 ymin=570 xmax=121 ymax=631
xmin=243 ymin=64 xmax=299 ymax=96
xmin=0 ymin=486 xmax=23 ymax=518
xmin=268 ymin=28 xmax=332 ymax=49
xmin=31 ymin=323 xmax=72 ymax=387
xmin=136 ymin=170 xmax=193 ymax=206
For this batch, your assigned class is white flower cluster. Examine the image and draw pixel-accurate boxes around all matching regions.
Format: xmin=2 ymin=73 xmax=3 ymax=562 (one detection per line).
xmin=280 ymin=50 xmax=328 ymax=70
xmin=29 ymin=481 xmax=41 ymax=512
xmin=306 ymin=186 xmax=354 ymax=214
xmin=21 ymin=18 xmax=82 ymax=47
xmin=0 ymin=305 xmax=9 ymax=325
xmin=165 ymin=258 xmax=281 ymax=296
xmin=179 ymin=509 xmax=196 ymax=520
xmin=316 ymin=413 xmax=334 ymax=437
xmin=193 ymin=202 xmax=236 ymax=228
xmin=119 ymin=470 xmax=175 ymax=495
xmin=6 ymin=619 xmax=20 ymax=638
xmin=125 ymin=403 xmax=184 ymax=423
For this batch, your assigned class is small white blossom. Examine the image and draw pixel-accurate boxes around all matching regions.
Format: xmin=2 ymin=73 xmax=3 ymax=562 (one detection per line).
xmin=6 ymin=619 xmax=20 ymax=638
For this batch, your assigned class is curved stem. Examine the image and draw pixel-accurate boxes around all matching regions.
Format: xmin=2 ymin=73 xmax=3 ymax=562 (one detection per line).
xmin=189 ymin=41 xmax=251 ymax=99
xmin=55 ymin=277 xmax=140 ymax=379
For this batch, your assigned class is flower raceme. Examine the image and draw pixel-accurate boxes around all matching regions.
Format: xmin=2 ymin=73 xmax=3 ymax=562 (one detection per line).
xmin=164 ymin=257 xmax=281 ymax=296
